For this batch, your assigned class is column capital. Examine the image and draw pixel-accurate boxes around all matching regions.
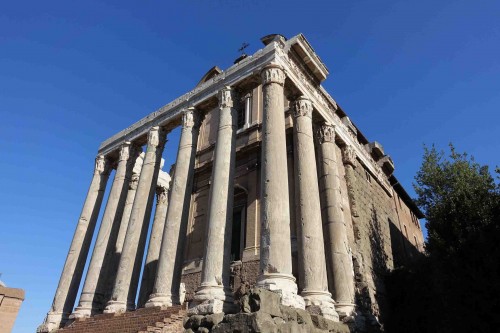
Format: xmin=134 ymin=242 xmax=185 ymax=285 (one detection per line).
xmin=342 ymin=145 xmax=357 ymax=167
xmin=316 ymin=124 xmax=336 ymax=144
xmin=218 ymin=86 xmax=237 ymax=109
xmin=182 ymin=107 xmax=202 ymax=129
xmin=147 ymin=126 xmax=166 ymax=148
xmin=119 ymin=142 xmax=132 ymax=161
xmin=156 ymin=184 xmax=169 ymax=205
xmin=292 ymin=96 xmax=313 ymax=119
xmin=129 ymin=173 xmax=140 ymax=190
xmin=94 ymin=155 xmax=111 ymax=175
xmin=261 ymin=64 xmax=285 ymax=86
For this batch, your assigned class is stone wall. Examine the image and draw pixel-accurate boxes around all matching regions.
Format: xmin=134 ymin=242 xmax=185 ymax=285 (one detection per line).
xmin=342 ymin=157 xmax=398 ymax=330
xmin=0 ymin=286 xmax=25 ymax=333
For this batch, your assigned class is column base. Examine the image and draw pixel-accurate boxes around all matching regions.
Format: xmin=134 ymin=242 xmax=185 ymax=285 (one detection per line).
xmin=257 ymin=273 xmax=305 ymax=310
xmin=335 ymin=302 xmax=356 ymax=318
xmin=188 ymin=284 xmax=238 ymax=315
xmin=302 ymin=290 xmax=339 ymax=322
xmin=69 ymin=306 xmax=92 ymax=319
xmin=103 ymin=300 xmax=127 ymax=314
xmin=145 ymin=293 xmax=178 ymax=308
xmin=36 ymin=312 xmax=68 ymax=333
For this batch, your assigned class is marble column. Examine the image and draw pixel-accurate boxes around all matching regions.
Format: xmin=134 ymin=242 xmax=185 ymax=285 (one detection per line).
xmin=37 ymin=155 xmax=111 ymax=333
xmin=72 ymin=142 xmax=139 ymax=318
xmin=105 ymin=168 xmax=140 ymax=301
xmin=317 ymin=124 xmax=355 ymax=317
xmin=104 ymin=126 xmax=166 ymax=313
xmin=256 ymin=64 xmax=304 ymax=309
xmin=189 ymin=87 xmax=238 ymax=315
xmin=146 ymin=108 xmax=201 ymax=308
xmin=342 ymin=145 xmax=359 ymax=218
xmin=292 ymin=98 xmax=338 ymax=321
xmin=137 ymin=174 xmax=170 ymax=308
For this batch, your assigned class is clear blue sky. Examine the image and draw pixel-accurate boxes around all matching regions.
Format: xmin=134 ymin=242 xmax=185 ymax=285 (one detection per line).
xmin=1 ymin=1 xmax=499 ymax=332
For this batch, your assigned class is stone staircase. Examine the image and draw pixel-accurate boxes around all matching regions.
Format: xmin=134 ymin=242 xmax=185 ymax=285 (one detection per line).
xmin=57 ymin=305 xmax=186 ymax=333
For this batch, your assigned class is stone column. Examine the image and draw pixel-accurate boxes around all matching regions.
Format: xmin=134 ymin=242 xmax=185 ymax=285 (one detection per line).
xmin=37 ymin=155 xmax=111 ymax=333
xmin=72 ymin=142 xmax=139 ymax=318
xmin=256 ymin=64 xmax=304 ymax=309
xmin=105 ymin=168 xmax=140 ymax=300
xmin=189 ymin=87 xmax=238 ymax=315
xmin=317 ymin=124 xmax=356 ymax=317
xmin=146 ymin=108 xmax=201 ymax=308
xmin=137 ymin=174 xmax=170 ymax=308
xmin=292 ymin=98 xmax=338 ymax=321
xmin=104 ymin=126 xmax=166 ymax=313
xmin=342 ymin=145 xmax=359 ymax=218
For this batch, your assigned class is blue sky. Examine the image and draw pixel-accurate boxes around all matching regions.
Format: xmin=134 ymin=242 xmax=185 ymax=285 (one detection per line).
xmin=1 ymin=1 xmax=499 ymax=332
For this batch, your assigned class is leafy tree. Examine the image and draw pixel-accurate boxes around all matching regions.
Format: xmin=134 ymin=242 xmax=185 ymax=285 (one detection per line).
xmin=414 ymin=144 xmax=499 ymax=257
xmin=385 ymin=145 xmax=500 ymax=333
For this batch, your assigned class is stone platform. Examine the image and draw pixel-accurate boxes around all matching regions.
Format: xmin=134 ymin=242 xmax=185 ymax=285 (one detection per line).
xmin=183 ymin=288 xmax=351 ymax=333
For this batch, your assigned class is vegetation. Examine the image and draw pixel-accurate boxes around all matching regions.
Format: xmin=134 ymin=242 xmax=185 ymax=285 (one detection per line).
xmin=385 ymin=145 xmax=500 ymax=333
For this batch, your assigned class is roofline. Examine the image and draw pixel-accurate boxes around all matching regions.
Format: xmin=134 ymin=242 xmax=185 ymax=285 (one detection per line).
xmin=389 ymin=175 xmax=425 ymax=218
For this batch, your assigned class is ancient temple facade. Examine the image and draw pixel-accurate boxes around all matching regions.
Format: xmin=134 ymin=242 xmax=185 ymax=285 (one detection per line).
xmin=38 ymin=34 xmax=424 ymax=333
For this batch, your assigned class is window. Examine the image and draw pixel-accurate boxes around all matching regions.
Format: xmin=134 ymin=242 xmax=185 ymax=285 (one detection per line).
xmin=365 ymin=170 xmax=372 ymax=183
xmin=237 ymin=93 xmax=252 ymax=131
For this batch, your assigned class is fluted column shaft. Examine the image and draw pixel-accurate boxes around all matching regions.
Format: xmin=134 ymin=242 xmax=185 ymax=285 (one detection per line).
xmin=190 ymin=87 xmax=237 ymax=314
xmin=72 ymin=142 xmax=138 ymax=318
xmin=137 ymin=183 xmax=170 ymax=308
xmin=37 ymin=155 xmax=110 ymax=332
xmin=292 ymin=98 xmax=338 ymax=320
xmin=146 ymin=108 xmax=200 ymax=307
xmin=256 ymin=64 xmax=304 ymax=309
xmin=317 ymin=126 xmax=356 ymax=317
xmin=105 ymin=127 xmax=166 ymax=313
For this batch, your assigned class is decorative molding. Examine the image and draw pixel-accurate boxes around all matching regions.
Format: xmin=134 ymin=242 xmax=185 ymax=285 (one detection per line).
xmin=316 ymin=124 xmax=335 ymax=144
xmin=261 ymin=64 xmax=285 ymax=86
xmin=292 ymin=97 xmax=313 ymax=119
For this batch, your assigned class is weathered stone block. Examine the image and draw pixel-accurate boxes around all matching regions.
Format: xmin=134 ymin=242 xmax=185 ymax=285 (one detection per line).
xmin=200 ymin=312 xmax=224 ymax=329
xmin=242 ymin=288 xmax=282 ymax=317
xmin=294 ymin=308 xmax=312 ymax=326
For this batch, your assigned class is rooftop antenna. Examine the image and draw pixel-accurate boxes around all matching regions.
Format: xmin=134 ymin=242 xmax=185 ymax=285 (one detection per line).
xmin=238 ymin=42 xmax=249 ymax=55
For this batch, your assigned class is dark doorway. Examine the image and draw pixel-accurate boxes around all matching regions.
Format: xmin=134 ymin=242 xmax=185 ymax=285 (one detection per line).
xmin=231 ymin=206 xmax=244 ymax=261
